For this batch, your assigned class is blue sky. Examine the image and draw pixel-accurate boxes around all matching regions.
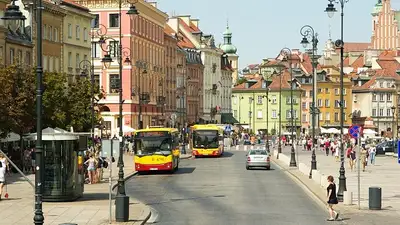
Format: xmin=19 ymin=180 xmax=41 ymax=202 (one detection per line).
xmin=157 ymin=0 xmax=400 ymax=69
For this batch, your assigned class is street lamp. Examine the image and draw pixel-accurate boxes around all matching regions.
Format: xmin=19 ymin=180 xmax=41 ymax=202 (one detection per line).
xmin=263 ymin=88 xmax=271 ymax=152
xmin=392 ymin=106 xmax=395 ymax=151
xmin=325 ymin=0 xmax=349 ymax=202
xmin=300 ymin=25 xmax=319 ymax=177
xmin=273 ymin=64 xmax=285 ymax=158
xmin=79 ymin=60 xmax=96 ymax=144
xmin=98 ymin=0 xmax=138 ymax=221
xmin=281 ymin=48 xmax=296 ymax=167
xmin=2 ymin=0 xmax=43 ymax=224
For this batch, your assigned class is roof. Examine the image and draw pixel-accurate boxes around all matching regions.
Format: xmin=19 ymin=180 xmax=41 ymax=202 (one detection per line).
xmin=177 ymin=31 xmax=195 ymax=48
xmin=233 ymin=71 xmax=292 ymax=91
xmin=164 ymin=24 xmax=175 ymax=36
xmin=61 ymin=0 xmax=89 ymax=11
xmin=337 ymin=42 xmax=370 ymax=52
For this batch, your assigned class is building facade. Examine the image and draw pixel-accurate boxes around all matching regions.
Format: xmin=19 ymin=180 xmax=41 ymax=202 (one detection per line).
xmin=163 ymin=24 xmax=177 ymax=127
xmin=78 ymin=0 xmax=168 ymax=135
xmin=0 ymin=0 xmax=33 ymax=66
xmin=185 ymin=49 xmax=203 ymax=123
xmin=220 ymin=24 xmax=238 ymax=86
xmin=371 ymin=0 xmax=400 ymax=50
xmin=61 ymin=1 xmax=93 ymax=82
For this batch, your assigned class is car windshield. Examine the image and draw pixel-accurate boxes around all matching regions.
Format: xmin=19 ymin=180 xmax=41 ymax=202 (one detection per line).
xmin=134 ymin=137 xmax=172 ymax=156
xmin=249 ymin=150 xmax=268 ymax=155
xmin=193 ymin=130 xmax=219 ymax=148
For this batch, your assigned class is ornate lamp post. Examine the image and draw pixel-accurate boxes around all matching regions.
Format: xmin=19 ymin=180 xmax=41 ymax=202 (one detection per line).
xmin=99 ymin=0 xmax=139 ymax=221
xmin=264 ymin=88 xmax=271 ymax=152
xmin=281 ymin=48 xmax=296 ymax=167
xmin=325 ymin=0 xmax=349 ymax=202
xmin=300 ymin=25 xmax=318 ymax=177
xmin=273 ymin=64 xmax=285 ymax=158
xmin=79 ymin=60 xmax=96 ymax=144
xmin=392 ymin=106 xmax=396 ymax=151
xmin=2 ymin=1 xmax=44 ymax=224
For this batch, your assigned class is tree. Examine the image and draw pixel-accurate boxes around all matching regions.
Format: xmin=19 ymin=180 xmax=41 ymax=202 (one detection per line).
xmin=0 ymin=65 xmax=35 ymax=137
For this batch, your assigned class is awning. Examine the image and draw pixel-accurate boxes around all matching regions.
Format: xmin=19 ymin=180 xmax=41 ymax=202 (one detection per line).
xmin=221 ymin=113 xmax=239 ymax=124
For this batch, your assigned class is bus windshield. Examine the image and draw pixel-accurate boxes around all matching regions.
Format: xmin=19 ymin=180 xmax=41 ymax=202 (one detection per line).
xmin=193 ymin=130 xmax=219 ymax=149
xmin=134 ymin=131 xmax=172 ymax=156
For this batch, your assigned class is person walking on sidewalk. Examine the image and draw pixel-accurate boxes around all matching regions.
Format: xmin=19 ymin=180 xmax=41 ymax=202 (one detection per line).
xmin=326 ymin=175 xmax=339 ymax=221
xmin=0 ymin=153 xmax=8 ymax=200
xmin=369 ymin=146 xmax=376 ymax=165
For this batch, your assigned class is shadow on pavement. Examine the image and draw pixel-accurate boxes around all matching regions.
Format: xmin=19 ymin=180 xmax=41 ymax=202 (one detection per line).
xmin=78 ymin=192 xmax=112 ymax=201
xmin=248 ymin=168 xmax=275 ymax=171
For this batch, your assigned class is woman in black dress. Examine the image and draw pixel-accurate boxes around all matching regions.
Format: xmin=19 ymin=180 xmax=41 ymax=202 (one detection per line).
xmin=326 ymin=175 xmax=339 ymax=221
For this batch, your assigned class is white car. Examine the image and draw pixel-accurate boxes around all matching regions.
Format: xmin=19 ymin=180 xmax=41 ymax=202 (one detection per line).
xmin=246 ymin=149 xmax=271 ymax=170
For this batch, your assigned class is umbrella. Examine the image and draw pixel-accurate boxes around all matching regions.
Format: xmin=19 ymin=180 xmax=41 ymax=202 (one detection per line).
xmin=363 ymin=129 xmax=377 ymax=134
xmin=117 ymin=125 xmax=135 ymax=133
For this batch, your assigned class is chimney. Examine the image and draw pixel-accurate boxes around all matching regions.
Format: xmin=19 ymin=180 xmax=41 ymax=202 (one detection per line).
xmin=167 ymin=17 xmax=179 ymax=32
xmin=178 ymin=15 xmax=191 ymax=26
xmin=190 ymin=19 xmax=199 ymax=28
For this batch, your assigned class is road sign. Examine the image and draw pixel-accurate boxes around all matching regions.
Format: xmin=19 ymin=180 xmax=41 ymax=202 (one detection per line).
xmin=349 ymin=125 xmax=361 ymax=139
xmin=225 ymin=125 xmax=232 ymax=133
xmin=398 ymin=141 xmax=400 ymax=164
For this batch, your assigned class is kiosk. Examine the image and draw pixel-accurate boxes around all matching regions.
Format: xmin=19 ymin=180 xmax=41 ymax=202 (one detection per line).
xmin=27 ymin=127 xmax=85 ymax=202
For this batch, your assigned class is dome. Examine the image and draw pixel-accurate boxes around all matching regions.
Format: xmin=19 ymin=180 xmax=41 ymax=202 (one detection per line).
xmin=372 ymin=1 xmax=382 ymax=16
xmin=220 ymin=44 xmax=237 ymax=54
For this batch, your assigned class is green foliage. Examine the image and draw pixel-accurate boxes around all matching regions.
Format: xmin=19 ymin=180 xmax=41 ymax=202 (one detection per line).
xmin=0 ymin=65 xmax=35 ymax=137
xmin=0 ymin=66 xmax=101 ymax=135
xmin=236 ymin=77 xmax=247 ymax=85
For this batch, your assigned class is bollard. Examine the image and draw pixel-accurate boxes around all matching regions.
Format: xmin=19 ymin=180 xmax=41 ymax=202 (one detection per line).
xmin=343 ymin=191 xmax=353 ymax=205
xmin=244 ymin=146 xmax=248 ymax=151
xmin=369 ymin=187 xmax=382 ymax=210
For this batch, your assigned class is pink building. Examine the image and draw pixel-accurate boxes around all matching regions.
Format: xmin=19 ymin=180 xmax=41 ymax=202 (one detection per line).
xmin=371 ymin=0 xmax=400 ymax=50
xmin=76 ymin=0 xmax=168 ymax=137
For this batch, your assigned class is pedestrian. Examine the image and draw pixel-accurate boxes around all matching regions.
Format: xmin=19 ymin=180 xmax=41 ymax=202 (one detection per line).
xmin=369 ymin=146 xmax=376 ymax=165
xmin=30 ymin=148 xmax=36 ymax=174
xmin=326 ymin=175 xmax=339 ymax=221
xmin=0 ymin=153 xmax=8 ymax=200
xmin=84 ymin=153 xmax=97 ymax=184
xmin=361 ymin=148 xmax=368 ymax=172
xmin=349 ymin=147 xmax=356 ymax=171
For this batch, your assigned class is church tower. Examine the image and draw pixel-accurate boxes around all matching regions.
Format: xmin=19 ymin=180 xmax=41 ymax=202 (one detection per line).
xmin=220 ymin=22 xmax=239 ymax=85
xmin=371 ymin=0 xmax=400 ymax=50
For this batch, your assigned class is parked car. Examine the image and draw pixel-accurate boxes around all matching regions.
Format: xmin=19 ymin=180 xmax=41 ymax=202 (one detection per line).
xmin=376 ymin=141 xmax=398 ymax=155
xmin=246 ymin=149 xmax=271 ymax=170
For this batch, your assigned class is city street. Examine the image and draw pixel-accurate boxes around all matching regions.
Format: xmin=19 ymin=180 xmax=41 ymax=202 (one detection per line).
xmin=125 ymin=149 xmax=334 ymax=225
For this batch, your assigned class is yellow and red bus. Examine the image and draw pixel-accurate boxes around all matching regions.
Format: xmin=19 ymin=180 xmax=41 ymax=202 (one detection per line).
xmin=190 ymin=124 xmax=224 ymax=157
xmin=133 ymin=127 xmax=180 ymax=172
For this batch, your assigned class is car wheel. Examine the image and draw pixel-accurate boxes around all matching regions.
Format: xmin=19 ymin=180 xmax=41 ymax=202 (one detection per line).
xmin=246 ymin=166 xmax=250 ymax=170
xmin=266 ymin=166 xmax=271 ymax=170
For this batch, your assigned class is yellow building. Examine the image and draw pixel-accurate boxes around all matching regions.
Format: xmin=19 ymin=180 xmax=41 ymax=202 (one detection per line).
xmin=60 ymin=1 xmax=93 ymax=82
xmin=317 ymin=66 xmax=352 ymax=128
xmin=0 ymin=0 xmax=33 ymax=66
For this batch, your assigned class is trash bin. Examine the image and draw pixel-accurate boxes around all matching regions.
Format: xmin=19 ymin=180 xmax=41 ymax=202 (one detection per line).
xmin=369 ymin=187 xmax=382 ymax=210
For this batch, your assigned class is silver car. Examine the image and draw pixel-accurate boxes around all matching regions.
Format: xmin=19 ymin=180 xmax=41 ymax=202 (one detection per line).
xmin=246 ymin=149 xmax=271 ymax=170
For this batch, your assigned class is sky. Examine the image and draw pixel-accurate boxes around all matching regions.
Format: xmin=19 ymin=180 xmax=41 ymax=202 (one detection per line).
xmin=156 ymin=0 xmax=400 ymax=70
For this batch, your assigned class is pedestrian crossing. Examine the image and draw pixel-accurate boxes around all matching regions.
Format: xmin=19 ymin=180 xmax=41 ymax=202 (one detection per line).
xmin=225 ymin=145 xmax=269 ymax=151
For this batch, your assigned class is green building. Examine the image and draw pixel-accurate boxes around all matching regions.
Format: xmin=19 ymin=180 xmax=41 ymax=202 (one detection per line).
xmin=232 ymin=71 xmax=302 ymax=135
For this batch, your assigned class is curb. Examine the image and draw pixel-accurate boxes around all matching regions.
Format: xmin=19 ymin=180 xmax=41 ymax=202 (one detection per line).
xmin=112 ymin=171 xmax=139 ymax=191
xmin=180 ymin=155 xmax=193 ymax=160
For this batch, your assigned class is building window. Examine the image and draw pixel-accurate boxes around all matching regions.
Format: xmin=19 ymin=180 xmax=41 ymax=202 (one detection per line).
xmin=286 ymin=97 xmax=292 ymax=104
xmin=91 ymin=14 xmax=99 ymax=28
xmin=68 ymin=52 xmax=72 ymax=67
xmin=318 ymin=88 xmax=322 ymax=93
xmin=302 ymin=91 xmax=307 ymax=97
xmin=53 ymin=28 xmax=58 ymax=42
xmin=25 ymin=51 xmax=30 ymax=65
xmin=248 ymin=97 xmax=253 ymax=104
xmin=94 ymin=74 xmax=100 ymax=91
xmin=17 ymin=50 xmax=22 ymax=64
xmin=272 ymin=110 xmax=277 ymax=118
xmin=68 ymin=24 xmax=72 ymax=38
xmin=319 ymin=113 xmax=323 ymax=121
xmin=109 ymin=74 xmax=120 ymax=93
xmin=302 ymin=113 xmax=307 ymax=122
xmin=342 ymin=89 xmax=346 ymax=95
xmin=380 ymin=93 xmax=384 ymax=101
xmin=109 ymin=41 xmax=119 ymax=57
xmin=325 ymin=112 xmax=330 ymax=121
xmin=334 ymin=112 xmax=339 ymax=122
xmin=91 ymin=42 xmax=100 ymax=58
xmin=257 ymin=110 xmax=263 ymax=119
xmin=109 ymin=14 xmax=119 ymax=28
xmin=76 ymin=25 xmax=80 ymax=40
xmin=271 ymin=95 xmax=277 ymax=104
xmin=379 ymin=108 xmax=384 ymax=116
xmin=335 ymin=88 xmax=339 ymax=95
xmin=372 ymin=93 xmax=377 ymax=101
xmin=286 ymin=110 xmax=292 ymax=119
xmin=76 ymin=53 xmax=80 ymax=68
xmin=325 ymin=88 xmax=329 ymax=93
xmin=48 ymin=26 xmax=52 ymax=40
xmin=325 ymin=99 xmax=330 ymax=107
xmin=309 ymin=90 xmax=313 ymax=97
xmin=233 ymin=97 xmax=237 ymax=105
xmin=255 ymin=95 xmax=262 ymax=104
xmin=43 ymin=25 xmax=47 ymax=40
xmin=387 ymin=93 xmax=392 ymax=101
xmin=335 ymin=100 xmax=340 ymax=108
xmin=302 ymin=102 xmax=307 ymax=109
xmin=372 ymin=108 xmax=377 ymax=117
xmin=387 ymin=109 xmax=391 ymax=117
xmin=317 ymin=99 xmax=322 ymax=107
xmin=233 ymin=110 xmax=237 ymax=118
xmin=83 ymin=27 xmax=88 ymax=41
xmin=10 ymin=48 xmax=14 ymax=64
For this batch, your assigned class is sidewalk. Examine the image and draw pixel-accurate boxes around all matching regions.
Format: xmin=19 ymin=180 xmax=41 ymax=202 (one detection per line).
xmin=273 ymin=145 xmax=400 ymax=225
xmin=0 ymin=154 xmax=148 ymax=225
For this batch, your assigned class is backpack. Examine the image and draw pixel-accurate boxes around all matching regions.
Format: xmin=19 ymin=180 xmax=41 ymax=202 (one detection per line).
xmin=0 ymin=161 xmax=2 ymax=168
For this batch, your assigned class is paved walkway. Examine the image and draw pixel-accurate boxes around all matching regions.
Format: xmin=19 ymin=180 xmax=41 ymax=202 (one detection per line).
xmin=273 ymin=145 xmax=400 ymax=224
xmin=0 ymin=154 xmax=147 ymax=225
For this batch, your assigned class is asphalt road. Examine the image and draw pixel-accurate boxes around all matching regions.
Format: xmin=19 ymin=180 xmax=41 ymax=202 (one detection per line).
xmin=126 ymin=149 xmax=333 ymax=225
